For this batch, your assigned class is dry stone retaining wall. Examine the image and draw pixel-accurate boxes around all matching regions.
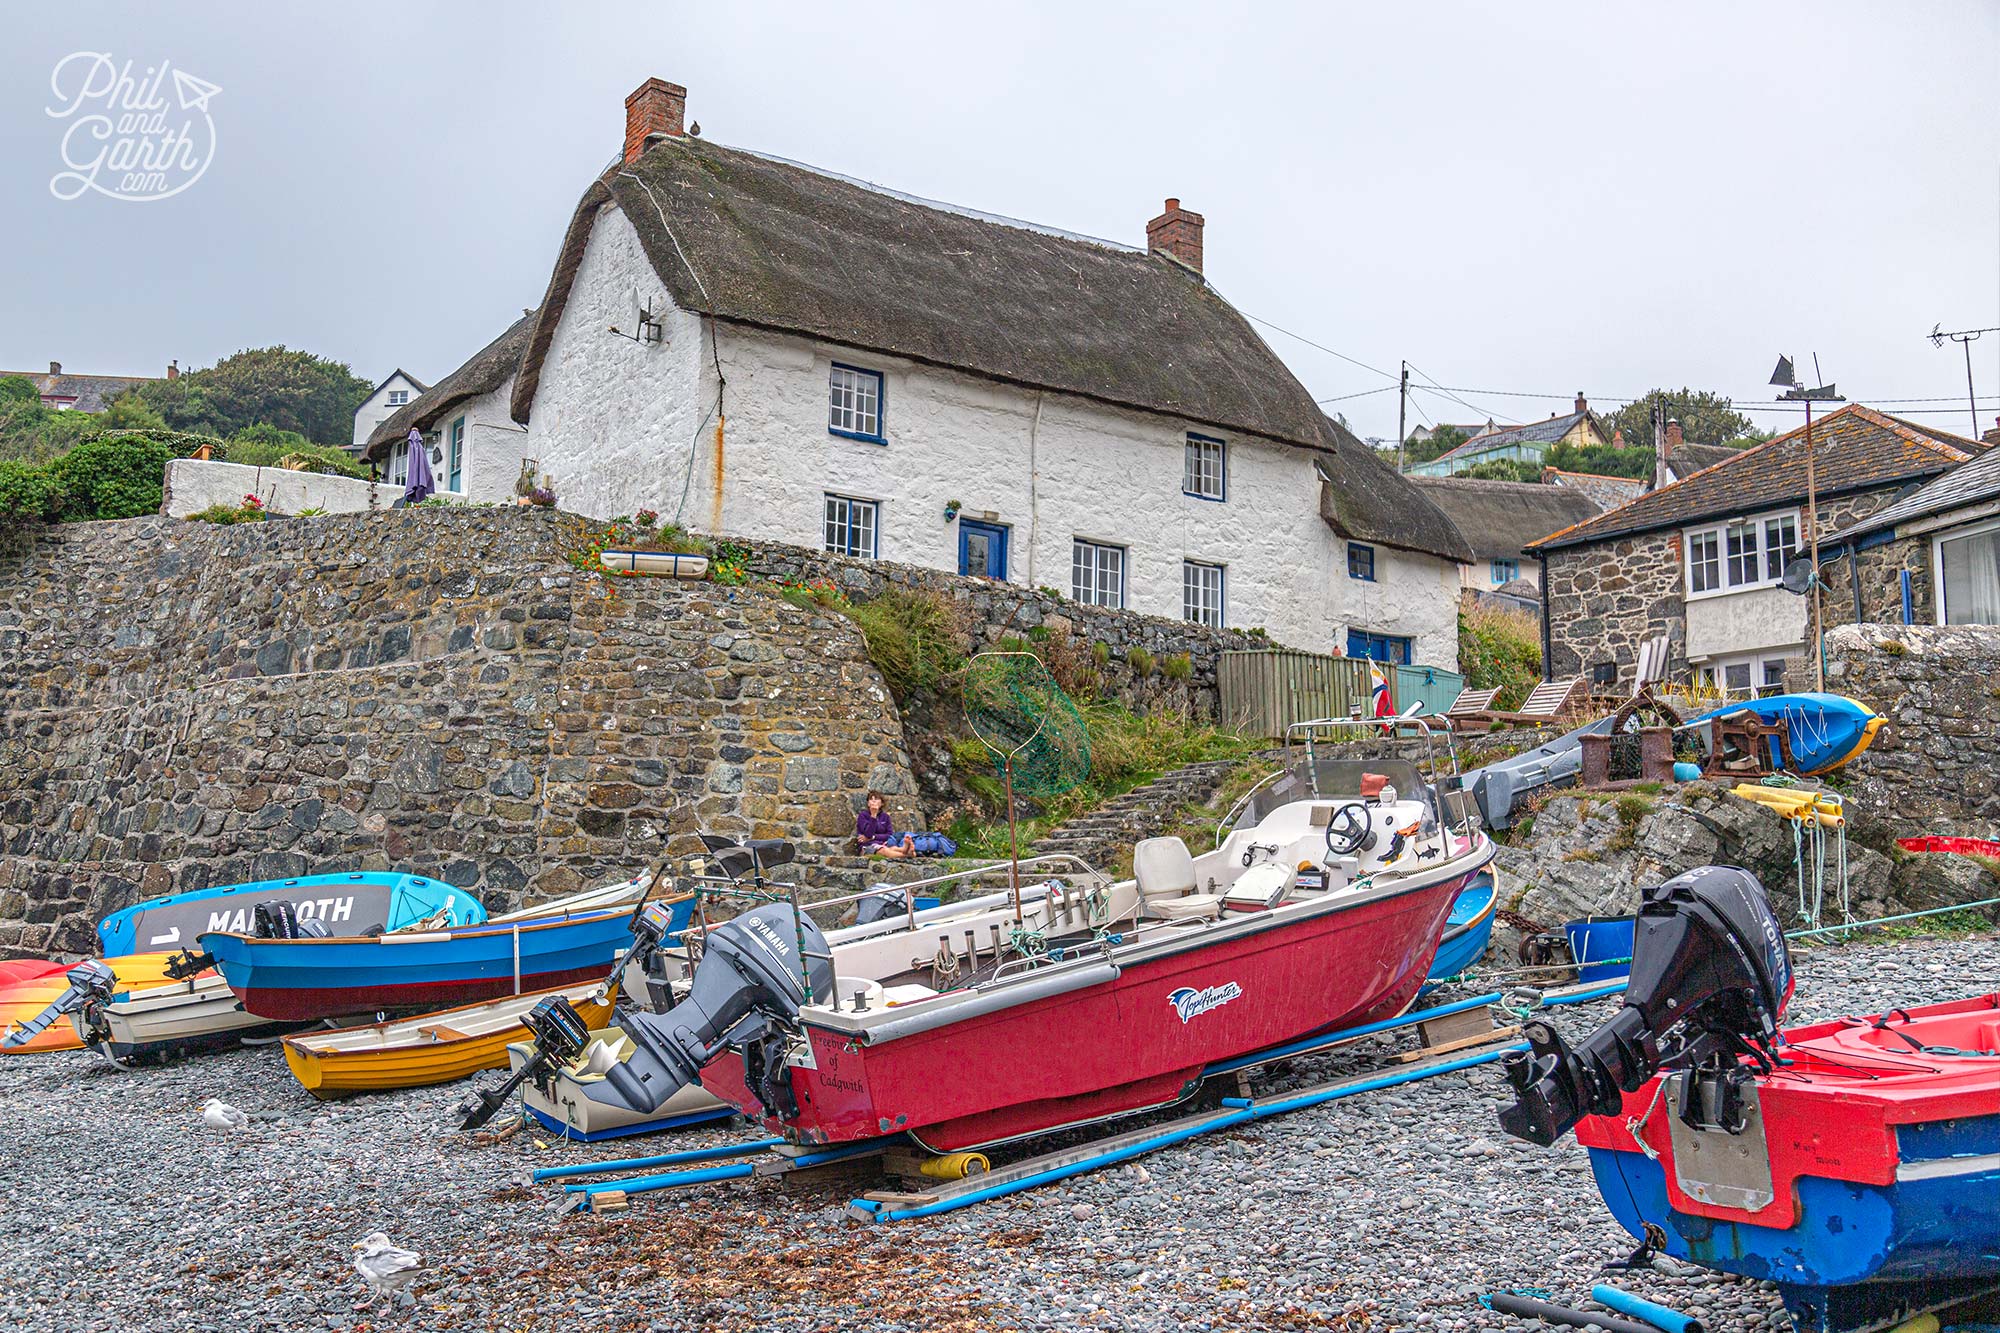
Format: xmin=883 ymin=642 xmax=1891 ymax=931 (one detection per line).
xmin=0 ymin=509 xmax=916 ymax=956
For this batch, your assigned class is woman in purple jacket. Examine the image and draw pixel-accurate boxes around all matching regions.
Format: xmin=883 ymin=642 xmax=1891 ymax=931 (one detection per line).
xmin=856 ymin=790 xmax=916 ymax=858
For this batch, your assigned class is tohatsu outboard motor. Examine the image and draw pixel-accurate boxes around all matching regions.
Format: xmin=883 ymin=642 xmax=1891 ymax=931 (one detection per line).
xmin=1 ymin=959 xmax=119 ymax=1049
xmin=1499 ymin=865 xmax=1793 ymax=1147
xmin=584 ymin=902 xmax=835 ymax=1122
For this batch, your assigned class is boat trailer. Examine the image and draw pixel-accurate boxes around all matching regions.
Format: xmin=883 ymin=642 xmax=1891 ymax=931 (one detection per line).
xmin=537 ymin=978 xmax=1627 ymax=1219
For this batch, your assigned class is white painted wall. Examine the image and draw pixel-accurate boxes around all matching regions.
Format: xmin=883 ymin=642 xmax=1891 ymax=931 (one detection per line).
xmin=523 ymin=203 xmax=1461 ymax=667
xmin=351 ymin=371 xmax=425 ymax=451
xmin=1686 ymin=586 xmax=1807 ymax=661
xmin=163 ymin=458 xmax=403 ymax=517
xmin=426 ymin=376 xmax=534 ymax=502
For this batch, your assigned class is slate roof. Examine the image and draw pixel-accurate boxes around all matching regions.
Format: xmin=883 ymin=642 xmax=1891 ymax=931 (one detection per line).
xmin=513 ymin=135 xmax=1470 ymax=561
xmin=362 ymin=313 xmax=535 ymax=461
xmin=1436 ymin=409 xmax=1597 ymax=460
xmin=1407 ymin=476 xmax=1603 ymax=560
xmin=1542 ymin=467 xmax=1646 ymax=510
xmin=1528 ymin=404 xmax=1986 ymax=554
xmin=1 ymin=368 xmax=160 ymax=413
xmin=360 ymin=368 xmax=430 ymax=402
xmin=1830 ymin=442 xmax=2000 ymax=544
xmin=1664 ymin=441 xmax=1741 ymax=477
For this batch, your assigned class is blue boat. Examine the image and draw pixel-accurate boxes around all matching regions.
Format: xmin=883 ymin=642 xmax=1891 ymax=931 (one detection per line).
xmin=1682 ymin=691 xmax=1885 ymax=775
xmin=1422 ymin=873 xmax=1497 ymax=990
xmin=98 ymin=872 xmax=484 ymax=956
xmin=203 ymin=888 xmax=682 ymax=1023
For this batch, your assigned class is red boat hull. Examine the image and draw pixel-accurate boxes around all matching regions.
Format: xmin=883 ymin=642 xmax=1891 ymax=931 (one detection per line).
xmin=702 ymin=864 xmax=1477 ymax=1151
xmin=233 ymin=963 xmax=609 ymax=1023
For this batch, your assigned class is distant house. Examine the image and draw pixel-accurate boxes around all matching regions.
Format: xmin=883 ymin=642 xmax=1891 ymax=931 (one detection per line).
xmin=1542 ymin=467 xmax=1646 ymax=510
xmin=1406 ymin=419 xmax=1495 ymax=448
xmin=1404 ymin=395 xmax=1612 ymax=477
xmin=1408 ymin=476 xmax=1602 ymax=593
xmin=1526 ymin=404 xmax=1984 ymax=695
xmin=360 ymin=312 xmax=536 ymax=497
xmin=2 ymin=359 xmax=172 ymax=412
xmin=503 ymin=77 xmax=1472 ymax=664
xmin=1821 ymin=436 xmax=2000 ymax=627
xmin=350 ymin=369 xmax=430 ymax=454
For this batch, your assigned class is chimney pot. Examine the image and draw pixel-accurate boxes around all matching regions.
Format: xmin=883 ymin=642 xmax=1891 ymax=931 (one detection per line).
xmin=1575 ymin=391 xmax=1587 ymax=414
xmin=1146 ymin=198 xmax=1204 ymax=274
xmin=623 ymin=77 xmax=687 ymax=164
xmin=49 ymin=361 xmax=60 ymax=375
xmin=1665 ymin=418 xmax=1684 ymax=446
xmin=166 ymin=359 xmax=178 ymax=380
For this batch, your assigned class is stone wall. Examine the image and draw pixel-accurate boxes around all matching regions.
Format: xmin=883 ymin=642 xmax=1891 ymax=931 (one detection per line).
xmin=1539 ymin=529 xmax=1684 ymax=684
xmin=1800 ymin=623 xmax=2000 ymax=832
xmin=740 ymin=538 xmax=1270 ymax=720
xmin=0 ymin=508 xmax=916 ymax=956
xmin=1818 ymin=532 xmax=1938 ymax=628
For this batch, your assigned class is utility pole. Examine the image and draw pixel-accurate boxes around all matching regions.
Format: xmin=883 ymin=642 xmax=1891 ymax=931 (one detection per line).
xmin=1928 ymin=323 xmax=1999 ymax=436
xmin=1395 ymin=360 xmax=1409 ymax=472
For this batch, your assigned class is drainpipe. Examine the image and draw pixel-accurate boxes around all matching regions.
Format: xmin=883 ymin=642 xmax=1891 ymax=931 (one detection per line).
xmin=1026 ymin=392 xmax=1043 ymax=586
xmin=1536 ymin=552 xmax=1553 ymax=681
xmin=1848 ymin=547 xmax=1863 ymax=624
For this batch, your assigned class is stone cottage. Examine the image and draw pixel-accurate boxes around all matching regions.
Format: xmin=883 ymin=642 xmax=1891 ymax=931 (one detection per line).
xmin=1819 ymin=436 xmax=2000 ymax=627
xmin=495 ymin=77 xmax=1471 ymax=665
xmin=1525 ymin=404 xmax=1985 ymax=693
xmin=359 ymin=311 xmax=537 ymax=500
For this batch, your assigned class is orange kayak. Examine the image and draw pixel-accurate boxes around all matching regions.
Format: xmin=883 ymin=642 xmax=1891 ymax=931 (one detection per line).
xmin=0 ymin=953 xmax=204 ymax=1054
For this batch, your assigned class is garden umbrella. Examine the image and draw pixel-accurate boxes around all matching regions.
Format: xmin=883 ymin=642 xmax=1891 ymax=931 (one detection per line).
xmin=402 ymin=427 xmax=434 ymax=505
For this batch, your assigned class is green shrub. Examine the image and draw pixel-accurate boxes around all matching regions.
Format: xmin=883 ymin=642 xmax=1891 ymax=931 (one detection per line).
xmin=1127 ymin=645 xmax=1155 ymax=677
xmin=1161 ymin=652 xmax=1193 ymax=682
xmin=1459 ymin=603 xmax=1543 ymax=708
xmin=45 ymin=433 xmax=177 ymax=521
xmin=0 ymin=459 xmax=60 ymax=521
xmin=842 ymin=588 xmax=967 ymax=698
xmin=224 ymin=429 xmax=367 ymax=478
xmin=186 ymin=501 xmax=268 ymax=525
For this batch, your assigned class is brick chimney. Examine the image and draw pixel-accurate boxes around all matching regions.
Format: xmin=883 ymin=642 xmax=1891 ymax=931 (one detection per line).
xmin=623 ymin=78 xmax=687 ymax=164
xmin=1574 ymin=391 xmax=1588 ymax=415
xmin=1146 ymin=198 xmax=1204 ymax=273
xmin=1665 ymin=418 xmax=1684 ymax=448
xmin=49 ymin=361 xmax=60 ymax=375
xmin=166 ymin=359 xmax=178 ymax=380
xmin=1983 ymin=414 xmax=2000 ymax=447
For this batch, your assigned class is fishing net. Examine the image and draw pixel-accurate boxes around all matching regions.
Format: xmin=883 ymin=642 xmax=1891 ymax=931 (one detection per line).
xmin=961 ymin=651 xmax=1091 ymax=799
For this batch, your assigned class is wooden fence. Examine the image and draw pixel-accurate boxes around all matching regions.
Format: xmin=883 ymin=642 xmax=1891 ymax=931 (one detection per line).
xmin=1219 ymin=650 xmax=1465 ymax=738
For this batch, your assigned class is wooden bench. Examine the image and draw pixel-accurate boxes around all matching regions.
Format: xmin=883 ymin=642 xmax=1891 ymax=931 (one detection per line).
xmin=1485 ymin=676 xmax=1587 ymax=728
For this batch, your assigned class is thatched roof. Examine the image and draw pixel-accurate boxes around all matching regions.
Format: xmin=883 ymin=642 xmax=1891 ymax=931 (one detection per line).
xmin=512 ymin=138 xmax=1469 ymax=561
xmin=362 ymin=311 xmax=535 ymax=461
xmin=1408 ymin=476 xmax=1602 ymax=560
xmin=1318 ymin=418 xmax=1474 ymax=562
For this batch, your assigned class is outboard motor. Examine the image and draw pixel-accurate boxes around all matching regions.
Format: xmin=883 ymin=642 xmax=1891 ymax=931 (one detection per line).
xmin=853 ymin=886 xmax=910 ymax=926
xmin=1499 ymin=866 xmax=1792 ymax=1147
xmin=619 ymin=897 xmax=691 ymax=1013
xmin=583 ymin=902 xmax=834 ymax=1121
xmin=2 ymin=959 xmax=119 ymax=1049
xmin=458 ymin=994 xmax=593 ymax=1131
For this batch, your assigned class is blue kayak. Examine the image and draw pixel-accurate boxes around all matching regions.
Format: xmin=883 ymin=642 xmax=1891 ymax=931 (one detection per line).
xmin=1681 ymin=692 xmax=1885 ymax=775
xmin=203 ymin=893 xmax=683 ymax=1022
xmin=98 ymin=872 xmax=485 ymax=956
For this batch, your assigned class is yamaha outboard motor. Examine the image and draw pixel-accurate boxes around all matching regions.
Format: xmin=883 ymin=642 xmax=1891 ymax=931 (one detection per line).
xmin=2 ymin=959 xmax=119 ymax=1049
xmin=583 ymin=902 xmax=834 ymax=1121
xmin=1499 ymin=865 xmax=1792 ymax=1147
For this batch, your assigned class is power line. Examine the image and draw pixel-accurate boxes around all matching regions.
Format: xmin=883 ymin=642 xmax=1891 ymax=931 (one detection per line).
xmin=1314 ymin=384 xmax=1399 ymax=405
xmin=1405 ymin=363 xmax=1523 ymax=426
xmin=1239 ymin=312 xmax=1400 ymax=382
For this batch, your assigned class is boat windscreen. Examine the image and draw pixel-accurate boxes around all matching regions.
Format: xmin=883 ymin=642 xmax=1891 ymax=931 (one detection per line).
xmin=1230 ymin=758 xmax=1438 ymax=831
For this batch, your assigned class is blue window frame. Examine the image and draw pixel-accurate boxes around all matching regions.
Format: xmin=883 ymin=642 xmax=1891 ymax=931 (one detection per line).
xmin=1491 ymin=557 xmax=1518 ymax=585
xmin=1183 ymin=433 xmax=1226 ymax=501
xmin=448 ymin=416 xmax=465 ymax=493
xmin=824 ymin=494 xmax=878 ymax=558
xmin=1348 ymin=543 xmax=1376 ymax=581
xmin=828 ymin=363 xmax=885 ymax=443
xmin=959 ymin=519 xmax=1008 ymax=580
xmin=1346 ymin=629 xmax=1413 ymax=665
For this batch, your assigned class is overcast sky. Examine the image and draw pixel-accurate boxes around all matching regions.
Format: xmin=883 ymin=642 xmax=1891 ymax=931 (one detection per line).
xmin=6 ymin=2 xmax=1999 ymax=443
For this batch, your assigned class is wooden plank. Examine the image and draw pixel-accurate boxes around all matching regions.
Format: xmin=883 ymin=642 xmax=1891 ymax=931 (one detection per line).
xmin=859 ymin=1188 xmax=942 ymax=1207
xmin=1417 ymin=1007 xmax=1495 ymax=1049
xmin=1393 ymin=1025 xmax=1519 ymax=1063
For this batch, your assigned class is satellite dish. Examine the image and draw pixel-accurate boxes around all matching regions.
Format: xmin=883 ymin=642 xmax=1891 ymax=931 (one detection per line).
xmin=1779 ymin=557 xmax=1818 ymax=596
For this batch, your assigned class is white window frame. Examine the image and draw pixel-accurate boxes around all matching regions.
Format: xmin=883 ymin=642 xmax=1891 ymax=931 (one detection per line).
xmin=386 ymin=389 xmax=410 ymax=407
xmin=388 ymin=440 xmax=409 ymax=486
xmin=823 ymin=493 xmax=879 ymax=559
xmin=1183 ymin=433 xmax=1226 ymax=501
xmin=1932 ymin=515 xmax=2000 ymax=626
xmin=1071 ymin=539 xmax=1126 ymax=608
xmin=1694 ymin=652 xmax=1793 ymax=700
xmin=1182 ymin=560 xmax=1225 ymax=628
xmin=828 ymin=363 xmax=885 ymax=442
xmin=1684 ymin=507 xmax=1800 ymax=599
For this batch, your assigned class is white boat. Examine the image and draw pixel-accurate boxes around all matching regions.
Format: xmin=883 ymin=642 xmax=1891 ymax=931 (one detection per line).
xmin=70 ymin=972 xmax=285 ymax=1060
xmin=506 ymin=1025 xmax=732 ymax=1141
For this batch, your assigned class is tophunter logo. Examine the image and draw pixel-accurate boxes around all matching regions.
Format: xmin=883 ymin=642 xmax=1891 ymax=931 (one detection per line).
xmin=1167 ymin=982 xmax=1243 ymax=1024
xmin=47 ymin=53 xmax=220 ymax=202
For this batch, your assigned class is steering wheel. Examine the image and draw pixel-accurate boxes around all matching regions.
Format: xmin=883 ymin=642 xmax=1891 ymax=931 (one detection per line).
xmin=1324 ymin=803 xmax=1374 ymax=857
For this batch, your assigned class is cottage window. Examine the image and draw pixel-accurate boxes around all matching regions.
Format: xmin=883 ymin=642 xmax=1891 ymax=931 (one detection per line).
xmin=1936 ymin=518 xmax=2000 ymax=625
xmin=1183 ymin=434 xmax=1226 ymax=500
xmin=1071 ymin=540 xmax=1126 ymax=608
xmin=1491 ymin=558 xmax=1518 ymax=585
xmin=1762 ymin=515 xmax=1799 ymax=580
xmin=388 ymin=440 xmax=409 ymax=487
xmin=1687 ymin=531 xmax=1721 ymax=594
xmin=823 ymin=494 xmax=878 ymax=559
xmin=1725 ymin=523 xmax=1760 ymax=587
xmin=448 ymin=416 xmax=465 ymax=493
xmin=1347 ymin=543 xmax=1376 ymax=582
xmin=828 ymin=364 xmax=884 ymax=442
xmin=1347 ymin=629 xmax=1413 ymax=665
xmin=1182 ymin=561 xmax=1225 ymax=628
xmin=386 ymin=389 xmax=410 ymax=407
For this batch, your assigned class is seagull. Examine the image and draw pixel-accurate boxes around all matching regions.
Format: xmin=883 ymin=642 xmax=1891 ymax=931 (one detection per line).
xmin=200 ymin=1098 xmax=247 ymax=1131
xmin=352 ymin=1232 xmax=425 ymax=1308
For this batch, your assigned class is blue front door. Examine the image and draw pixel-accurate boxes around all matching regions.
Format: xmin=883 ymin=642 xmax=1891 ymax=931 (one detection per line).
xmin=959 ymin=520 xmax=1008 ymax=581
xmin=1347 ymin=628 xmax=1413 ymax=665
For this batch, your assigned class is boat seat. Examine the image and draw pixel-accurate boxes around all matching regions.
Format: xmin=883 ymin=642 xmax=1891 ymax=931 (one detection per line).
xmin=416 ymin=1024 xmax=469 ymax=1043
xmin=1222 ymin=863 xmax=1292 ymax=913
xmin=1134 ymin=835 xmax=1225 ymax=920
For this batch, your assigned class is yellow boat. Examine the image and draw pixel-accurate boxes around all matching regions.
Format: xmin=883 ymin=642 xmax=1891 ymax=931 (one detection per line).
xmin=2 ymin=953 xmax=202 ymax=1055
xmin=282 ymin=981 xmax=616 ymax=1098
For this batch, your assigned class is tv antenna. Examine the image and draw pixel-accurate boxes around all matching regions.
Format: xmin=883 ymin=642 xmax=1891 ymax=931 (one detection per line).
xmin=1927 ymin=323 xmax=2000 ymax=438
